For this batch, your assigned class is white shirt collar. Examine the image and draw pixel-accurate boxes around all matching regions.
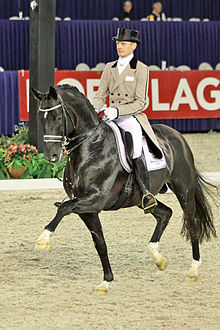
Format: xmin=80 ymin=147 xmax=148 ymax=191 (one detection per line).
xmin=117 ymin=53 xmax=134 ymax=67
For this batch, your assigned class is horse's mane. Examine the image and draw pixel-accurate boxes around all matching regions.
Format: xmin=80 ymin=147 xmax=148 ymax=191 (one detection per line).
xmin=55 ymin=84 xmax=97 ymax=114
xmin=55 ymin=84 xmax=85 ymax=100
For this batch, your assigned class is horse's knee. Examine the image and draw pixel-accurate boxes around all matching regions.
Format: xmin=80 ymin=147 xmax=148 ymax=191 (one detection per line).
xmin=58 ymin=198 xmax=77 ymax=215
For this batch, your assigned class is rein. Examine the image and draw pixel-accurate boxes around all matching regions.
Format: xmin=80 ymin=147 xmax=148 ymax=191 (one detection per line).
xmin=38 ymin=94 xmax=99 ymax=154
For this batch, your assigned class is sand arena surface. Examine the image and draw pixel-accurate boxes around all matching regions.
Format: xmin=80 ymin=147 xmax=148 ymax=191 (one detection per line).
xmin=0 ymin=132 xmax=220 ymax=329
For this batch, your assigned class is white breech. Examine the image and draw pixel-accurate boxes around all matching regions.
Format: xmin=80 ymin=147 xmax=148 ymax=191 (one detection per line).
xmin=115 ymin=115 xmax=142 ymax=159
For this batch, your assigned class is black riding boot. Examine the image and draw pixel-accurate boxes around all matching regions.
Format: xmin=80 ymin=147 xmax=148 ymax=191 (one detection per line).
xmin=133 ymin=155 xmax=157 ymax=213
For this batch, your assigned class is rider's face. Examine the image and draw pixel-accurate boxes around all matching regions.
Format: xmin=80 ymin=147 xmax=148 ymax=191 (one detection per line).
xmin=116 ymin=41 xmax=137 ymax=58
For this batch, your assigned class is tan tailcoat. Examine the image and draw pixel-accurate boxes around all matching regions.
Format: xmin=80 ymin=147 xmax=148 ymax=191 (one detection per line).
xmin=92 ymin=57 xmax=162 ymax=157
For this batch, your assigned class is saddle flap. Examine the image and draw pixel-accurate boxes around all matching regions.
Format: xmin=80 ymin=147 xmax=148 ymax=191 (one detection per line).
xmin=105 ymin=121 xmax=166 ymax=173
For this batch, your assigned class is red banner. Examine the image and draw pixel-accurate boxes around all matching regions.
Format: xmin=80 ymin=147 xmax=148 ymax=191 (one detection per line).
xmin=19 ymin=70 xmax=220 ymax=121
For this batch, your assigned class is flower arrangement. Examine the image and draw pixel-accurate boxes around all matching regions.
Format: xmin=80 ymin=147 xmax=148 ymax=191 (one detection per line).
xmin=5 ymin=143 xmax=38 ymax=167
xmin=0 ymin=123 xmax=67 ymax=179
xmin=5 ymin=143 xmax=39 ymax=178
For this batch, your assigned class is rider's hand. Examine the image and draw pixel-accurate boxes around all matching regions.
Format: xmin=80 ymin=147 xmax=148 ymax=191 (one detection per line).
xmin=103 ymin=107 xmax=118 ymax=121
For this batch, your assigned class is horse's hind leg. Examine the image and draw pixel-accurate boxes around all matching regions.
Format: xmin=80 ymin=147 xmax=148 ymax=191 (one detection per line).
xmin=79 ymin=213 xmax=114 ymax=295
xmin=148 ymin=200 xmax=173 ymax=271
xmin=172 ymin=184 xmax=201 ymax=281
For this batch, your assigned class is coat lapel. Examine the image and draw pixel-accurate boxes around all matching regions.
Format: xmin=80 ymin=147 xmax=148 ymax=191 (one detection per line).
xmin=110 ymin=58 xmax=137 ymax=92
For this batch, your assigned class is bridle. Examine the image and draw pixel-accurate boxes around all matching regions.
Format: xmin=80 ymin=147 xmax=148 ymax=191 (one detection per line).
xmin=38 ymin=94 xmax=99 ymax=154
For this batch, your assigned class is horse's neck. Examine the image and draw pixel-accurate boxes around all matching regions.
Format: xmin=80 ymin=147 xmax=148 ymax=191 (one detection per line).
xmin=69 ymin=105 xmax=100 ymax=134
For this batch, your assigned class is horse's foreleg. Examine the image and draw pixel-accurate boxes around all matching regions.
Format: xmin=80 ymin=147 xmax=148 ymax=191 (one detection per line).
xmin=35 ymin=199 xmax=76 ymax=251
xmin=79 ymin=213 xmax=114 ymax=295
xmin=148 ymin=200 xmax=172 ymax=271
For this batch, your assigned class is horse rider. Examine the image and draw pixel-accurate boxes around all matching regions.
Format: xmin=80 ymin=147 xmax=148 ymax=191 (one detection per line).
xmin=92 ymin=28 xmax=162 ymax=213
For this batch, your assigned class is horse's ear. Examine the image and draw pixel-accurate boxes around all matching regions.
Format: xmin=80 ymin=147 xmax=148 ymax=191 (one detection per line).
xmin=31 ymin=87 xmax=43 ymax=101
xmin=49 ymin=86 xmax=58 ymax=100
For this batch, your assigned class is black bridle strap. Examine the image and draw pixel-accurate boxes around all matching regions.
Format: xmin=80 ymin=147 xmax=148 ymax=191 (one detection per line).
xmin=65 ymin=125 xmax=100 ymax=154
xmin=38 ymin=93 xmax=100 ymax=153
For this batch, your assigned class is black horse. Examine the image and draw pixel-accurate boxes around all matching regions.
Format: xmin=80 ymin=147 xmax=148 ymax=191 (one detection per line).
xmin=32 ymin=84 xmax=216 ymax=294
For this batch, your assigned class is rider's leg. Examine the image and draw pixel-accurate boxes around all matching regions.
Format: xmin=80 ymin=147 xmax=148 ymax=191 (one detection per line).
xmin=115 ymin=116 xmax=157 ymax=213
xmin=133 ymin=154 xmax=157 ymax=213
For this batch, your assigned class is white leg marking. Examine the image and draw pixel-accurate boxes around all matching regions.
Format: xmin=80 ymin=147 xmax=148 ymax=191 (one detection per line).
xmin=148 ymin=242 xmax=163 ymax=264
xmin=94 ymin=281 xmax=110 ymax=295
xmin=148 ymin=242 xmax=168 ymax=270
xmin=189 ymin=259 xmax=202 ymax=278
xmin=35 ymin=229 xmax=52 ymax=251
xmin=37 ymin=229 xmax=52 ymax=242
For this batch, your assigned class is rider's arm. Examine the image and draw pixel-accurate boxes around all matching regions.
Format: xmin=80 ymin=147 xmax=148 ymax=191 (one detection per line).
xmin=117 ymin=63 xmax=149 ymax=117
xmin=92 ymin=64 xmax=110 ymax=112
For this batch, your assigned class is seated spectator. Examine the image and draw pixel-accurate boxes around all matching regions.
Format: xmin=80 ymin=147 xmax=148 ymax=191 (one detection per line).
xmin=146 ymin=2 xmax=166 ymax=21
xmin=118 ymin=1 xmax=135 ymax=21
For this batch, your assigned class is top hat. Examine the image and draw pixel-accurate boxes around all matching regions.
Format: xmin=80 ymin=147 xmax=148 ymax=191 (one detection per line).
xmin=112 ymin=28 xmax=141 ymax=45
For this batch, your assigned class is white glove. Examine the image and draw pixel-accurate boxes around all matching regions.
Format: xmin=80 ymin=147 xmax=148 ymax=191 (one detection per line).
xmin=103 ymin=107 xmax=118 ymax=121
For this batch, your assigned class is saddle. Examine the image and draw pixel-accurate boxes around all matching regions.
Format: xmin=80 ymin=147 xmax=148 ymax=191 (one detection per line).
xmin=105 ymin=121 xmax=166 ymax=174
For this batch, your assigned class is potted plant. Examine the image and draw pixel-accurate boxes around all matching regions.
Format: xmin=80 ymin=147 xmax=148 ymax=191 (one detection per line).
xmin=0 ymin=123 xmax=67 ymax=179
xmin=5 ymin=143 xmax=39 ymax=179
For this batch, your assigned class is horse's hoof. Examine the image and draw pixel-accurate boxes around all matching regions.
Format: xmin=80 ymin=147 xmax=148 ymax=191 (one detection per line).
xmin=156 ymin=256 xmax=168 ymax=271
xmin=186 ymin=273 xmax=198 ymax=282
xmin=94 ymin=287 xmax=108 ymax=295
xmin=34 ymin=240 xmax=51 ymax=251
xmin=93 ymin=280 xmax=110 ymax=295
xmin=54 ymin=202 xmax=61 ymax=208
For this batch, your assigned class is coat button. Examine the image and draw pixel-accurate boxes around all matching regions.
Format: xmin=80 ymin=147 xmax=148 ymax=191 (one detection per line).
xmin=111 ymin=93 xmax=114 ymax=95
xmin=119 ymin=101 xmax=121 ymax=103
xmin=112 ymin=101 xmax=114 ymax=103
xmin=118 ymin=93 xmax=120 ymax=96
xmin=125 ymin=93 xmax=128 ymax=97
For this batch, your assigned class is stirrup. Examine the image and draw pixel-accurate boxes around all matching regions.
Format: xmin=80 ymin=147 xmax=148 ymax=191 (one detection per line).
xmin=142 ymin=192 xmax=157 ymax=212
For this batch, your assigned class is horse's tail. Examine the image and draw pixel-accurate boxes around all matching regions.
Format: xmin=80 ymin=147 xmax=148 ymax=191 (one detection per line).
xmin=181 ymin=170 xmax=217 ymax=243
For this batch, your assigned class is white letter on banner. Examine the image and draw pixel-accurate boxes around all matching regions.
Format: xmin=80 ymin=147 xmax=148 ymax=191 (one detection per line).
xmin=87 ymin=79 xmax=100 ymax=102
xmin=197 ymin=78 xmax=220 ymax=110
xmin=57 ymin=78 xmax=85 ymax=94
xmin=151 ymin=79 xmax=170 ymax=111
xmin=171 ymin=78 xmax=198 ymax=111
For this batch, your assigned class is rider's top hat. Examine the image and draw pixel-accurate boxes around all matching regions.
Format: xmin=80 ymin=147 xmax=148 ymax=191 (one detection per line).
xmin=112 ymin=28 xmax=141 ymax=45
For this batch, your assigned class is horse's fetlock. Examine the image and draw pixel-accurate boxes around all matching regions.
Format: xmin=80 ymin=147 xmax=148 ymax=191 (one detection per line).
xmin=104 ymin=274 xmax=114 ymax=282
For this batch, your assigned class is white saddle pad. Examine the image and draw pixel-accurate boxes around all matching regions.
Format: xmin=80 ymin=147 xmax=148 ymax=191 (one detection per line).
xmin=106 ymin=121 xmax=166 ymax=173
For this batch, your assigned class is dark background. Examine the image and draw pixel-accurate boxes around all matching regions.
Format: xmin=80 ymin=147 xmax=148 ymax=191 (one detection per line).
xmin=0 ymin=0 xmax=219 ymax=21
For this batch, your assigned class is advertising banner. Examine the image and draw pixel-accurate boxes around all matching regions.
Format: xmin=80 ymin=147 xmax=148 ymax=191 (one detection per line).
xmin=19 ymin=70 xmax=220 ymax=121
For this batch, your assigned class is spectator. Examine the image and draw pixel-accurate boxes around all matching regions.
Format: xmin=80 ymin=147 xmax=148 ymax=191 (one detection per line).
xmin=118 ymin=1 xmax=135 ymax=21
xmin=146 ymin=2 xmax=166 ymax=21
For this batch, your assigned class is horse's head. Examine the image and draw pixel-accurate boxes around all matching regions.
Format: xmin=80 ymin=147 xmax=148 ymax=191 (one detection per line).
xmin=32 ymin=84 xmax=100 ymax=163
xmin=32 ymin=86 xmax=64 ymax=163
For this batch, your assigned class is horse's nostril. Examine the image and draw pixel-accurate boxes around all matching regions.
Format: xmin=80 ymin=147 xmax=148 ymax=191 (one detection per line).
xmin=50 ymin=154 xmax=58 ymax=163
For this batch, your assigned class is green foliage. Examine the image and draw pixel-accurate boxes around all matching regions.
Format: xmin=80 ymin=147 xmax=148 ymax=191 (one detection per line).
xmin=0 ymin=123 xmax=67 ymax=180
xmin=0 ymin=148 xmax=10 ymax=179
